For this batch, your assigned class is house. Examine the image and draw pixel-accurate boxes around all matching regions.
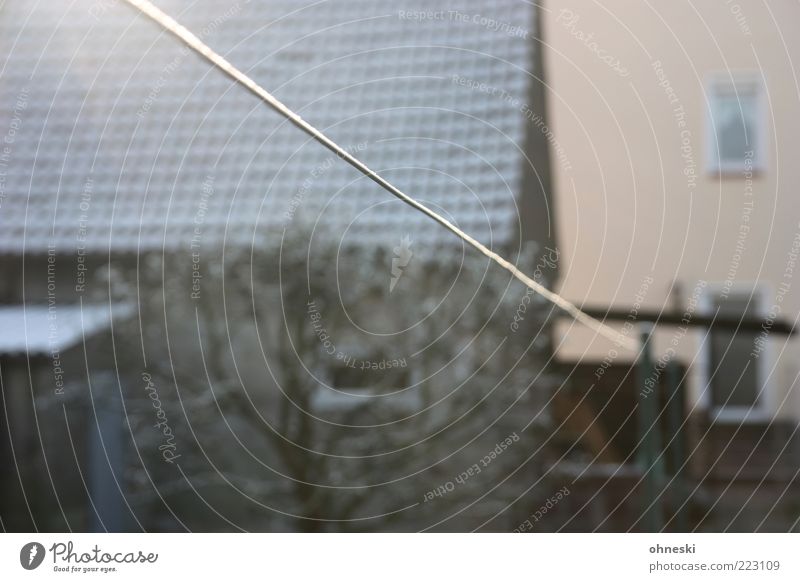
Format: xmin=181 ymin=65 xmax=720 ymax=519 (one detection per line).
xmin=0 ymin=0 xmax=555 ymax=531
xmin=543 ymin=1 xmax=800 ymax=530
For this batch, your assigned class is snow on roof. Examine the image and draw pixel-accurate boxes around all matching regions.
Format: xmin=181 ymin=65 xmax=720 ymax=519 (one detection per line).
xmin=0 ymin=304 xmax=132 ymax=355
xmin=0 ymin=0 xmax=535 ymax=255
xmin=310 ymin=386 xmax=422 ymax=412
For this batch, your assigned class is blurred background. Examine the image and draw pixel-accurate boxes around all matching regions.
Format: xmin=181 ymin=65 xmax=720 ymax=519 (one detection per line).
xmin=0 ymin=0 xmax=798 ymax=532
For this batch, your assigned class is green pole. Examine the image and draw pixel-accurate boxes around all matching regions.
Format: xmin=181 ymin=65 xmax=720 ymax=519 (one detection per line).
xmin=666 ymin=359 xmax=687 ymax=531
xmin=636 ymin=324 xmax=663 ymax=531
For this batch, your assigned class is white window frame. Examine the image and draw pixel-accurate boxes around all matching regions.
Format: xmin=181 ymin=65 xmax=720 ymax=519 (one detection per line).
xmin=705 ymin=73 xmax=767 ymax=175
xmin=697 ymin=283 xmax=772 ymax=423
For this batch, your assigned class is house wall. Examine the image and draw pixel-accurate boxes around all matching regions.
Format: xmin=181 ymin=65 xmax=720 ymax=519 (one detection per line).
xmin=0 ymin=254 xmax=118 ymax=305
xmin=543 ymin=1 xmax=800 ymax=421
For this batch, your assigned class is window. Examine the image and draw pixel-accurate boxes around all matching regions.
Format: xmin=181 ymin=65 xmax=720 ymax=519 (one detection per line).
xmin=311 ymin=349 xmax=418 ymax=412
xmin=701 ymin=289 xmax=768 ymax=421
xmin=707 ymin=76 xmax=764 ymax=173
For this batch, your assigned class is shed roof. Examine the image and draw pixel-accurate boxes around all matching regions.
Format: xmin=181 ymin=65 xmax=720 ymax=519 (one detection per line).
xmin=0 ymin=303 xmax=131 ymax=355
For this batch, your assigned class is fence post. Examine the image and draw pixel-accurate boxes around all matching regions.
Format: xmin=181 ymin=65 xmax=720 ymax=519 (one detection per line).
xmin=666 ymin=359 xmax=687 ymax=531
xmin=637 ymin=324 xmax=663 ymax=531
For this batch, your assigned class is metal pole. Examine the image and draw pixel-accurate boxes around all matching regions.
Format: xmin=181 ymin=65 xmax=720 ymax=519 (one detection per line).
xmin=636 ymin=324 xmax=662 ymax=531
xmin=666 ymin=359 xmax=687 ymax=531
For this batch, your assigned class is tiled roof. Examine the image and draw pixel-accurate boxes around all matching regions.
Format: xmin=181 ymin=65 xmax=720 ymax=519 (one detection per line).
xmin=0 ymin=0 xmax=535 ymax=254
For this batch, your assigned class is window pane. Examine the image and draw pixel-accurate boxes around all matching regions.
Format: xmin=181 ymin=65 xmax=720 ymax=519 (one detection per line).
xmin=709 ymin=295 xmax=760 ymax=409
xmin=710 ymin=84 xmax=759 ymax=168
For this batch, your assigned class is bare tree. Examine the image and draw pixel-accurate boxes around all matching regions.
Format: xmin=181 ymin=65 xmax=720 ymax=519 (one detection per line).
xmin=112 ymin=231 xmax=556 ymax=531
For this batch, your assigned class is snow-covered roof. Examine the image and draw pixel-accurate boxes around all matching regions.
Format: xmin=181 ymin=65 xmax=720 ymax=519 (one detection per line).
xmin=310 ymin=386 xmax=423 ymax=412
xmin=0 ymin=304 xmax=132 ymax=355
xmin=0 ymin=0 xmax=535 ymax=254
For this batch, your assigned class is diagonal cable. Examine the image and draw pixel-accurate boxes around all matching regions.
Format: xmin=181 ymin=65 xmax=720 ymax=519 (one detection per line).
xmin=120 ymin=0 xmax=636 ymax=350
